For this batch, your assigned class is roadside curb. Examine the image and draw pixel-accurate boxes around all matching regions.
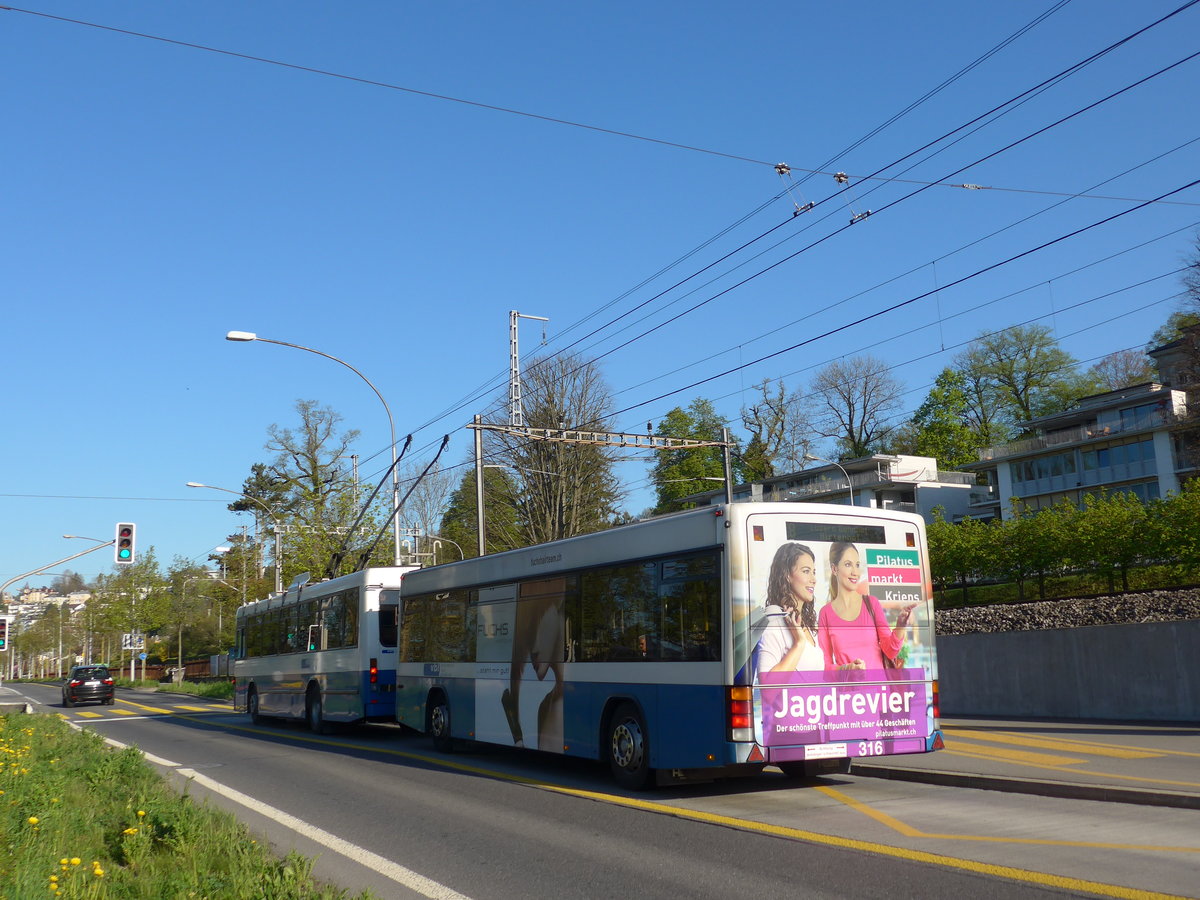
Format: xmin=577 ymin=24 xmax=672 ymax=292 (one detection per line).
xmin=851 ymin=763 xmax=1200 ymax=811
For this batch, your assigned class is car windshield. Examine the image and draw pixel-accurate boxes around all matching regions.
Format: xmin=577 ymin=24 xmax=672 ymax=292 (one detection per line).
xmin=73 ymin=667 xmax=109 ymax=680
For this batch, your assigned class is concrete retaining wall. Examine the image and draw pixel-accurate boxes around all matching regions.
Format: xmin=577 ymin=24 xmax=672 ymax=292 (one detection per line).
xmin=937 ymin=620 xmax=1200 ymax=721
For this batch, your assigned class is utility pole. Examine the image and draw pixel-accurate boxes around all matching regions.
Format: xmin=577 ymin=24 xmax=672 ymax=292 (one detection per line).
xmin=508 ymin=311 xmax=549 ymax=427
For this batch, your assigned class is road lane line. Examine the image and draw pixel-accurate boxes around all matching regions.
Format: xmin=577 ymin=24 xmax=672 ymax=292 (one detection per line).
xmin=177 ymin=768 xmax=471 ymax=900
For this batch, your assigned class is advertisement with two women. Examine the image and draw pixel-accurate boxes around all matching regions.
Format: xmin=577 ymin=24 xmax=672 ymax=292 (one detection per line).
xmin=741 ymin=514 xmax=937 ymax=763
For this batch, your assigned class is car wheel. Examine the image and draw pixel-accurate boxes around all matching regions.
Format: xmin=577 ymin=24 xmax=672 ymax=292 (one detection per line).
xmin=63 ymin=696 xmax=74 ymax=708
xmin=608 ymin=702 xmax=654 ymax=790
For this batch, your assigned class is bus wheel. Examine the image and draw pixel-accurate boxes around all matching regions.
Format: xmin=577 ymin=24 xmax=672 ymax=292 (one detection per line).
xmin=429 ymin=694 xmax=454 ymax=753
xmin=608 ymin=702 xmax=653 ymax=790
xmin=247 ymin=687 xmax=262 ymax=725
xmin=306 ymin=686 xmax=329 ymax=735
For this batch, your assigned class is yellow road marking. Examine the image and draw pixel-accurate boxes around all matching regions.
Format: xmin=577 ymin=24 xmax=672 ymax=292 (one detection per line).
xmin=947 ymin=728 xmax=1163 ymax=759
xmin=110 ymin=709 xmax=137 ymax=716
xmin=115 ymin=698 xmax=173 ymax=715
xmin=942 ymin=723 xmax=1200 ymax=760
xmin=814 ymin=786 xmax=1200 ymax=852
xmin=942 ymin=737 xmax=1085 ymax=766
xmin=74 ymin=711 xmax=103 ymax=718
xmin=173 ymin=705 xmax=214 ymax=712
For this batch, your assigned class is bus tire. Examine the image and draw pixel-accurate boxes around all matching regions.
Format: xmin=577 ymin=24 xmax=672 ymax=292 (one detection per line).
xmin=306 ymin=685 xmax=330 ymax=735
xmin=608 ymin=702 xmax=654 ymax=790
xmin=248 ymin=686 xmax=262 ymax=725
xmin=429 ymin=693 xmax=454 ymax=753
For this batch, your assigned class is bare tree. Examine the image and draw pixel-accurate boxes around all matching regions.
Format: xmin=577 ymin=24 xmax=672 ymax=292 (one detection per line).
xmin=1087 ymin=349 xmax=1156 ymax=391
xmin=494 ymin=352 xmax=622 ymax=544
xmin=807 ymin=355 xmax=903 ymax=458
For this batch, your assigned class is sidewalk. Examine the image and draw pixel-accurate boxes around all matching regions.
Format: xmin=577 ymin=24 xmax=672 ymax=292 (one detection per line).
xmin=852 ymin=717 xmax=1200 ymax=809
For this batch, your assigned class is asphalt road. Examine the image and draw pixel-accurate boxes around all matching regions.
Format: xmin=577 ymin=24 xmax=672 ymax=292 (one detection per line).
xmin=5 ymin=682 xmax=1198 ymax=900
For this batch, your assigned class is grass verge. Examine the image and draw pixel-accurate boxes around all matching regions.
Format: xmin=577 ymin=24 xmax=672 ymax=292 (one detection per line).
xmin=0 ymin=713 xmax=375 ymax=899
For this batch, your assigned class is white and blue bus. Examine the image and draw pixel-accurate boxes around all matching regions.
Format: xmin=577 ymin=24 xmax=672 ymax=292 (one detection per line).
xmin=234 ymin=567 xmax=415 ymax=733
xmin=395 ymin=502 xmax=942 ymax=788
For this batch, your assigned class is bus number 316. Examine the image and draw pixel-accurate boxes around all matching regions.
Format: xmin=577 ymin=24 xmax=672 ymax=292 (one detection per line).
xmin=858 ymin=741 xmax=885 ymax=757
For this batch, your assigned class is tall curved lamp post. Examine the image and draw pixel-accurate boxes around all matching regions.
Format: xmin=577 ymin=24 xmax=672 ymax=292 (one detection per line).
xmin=803 ymin=453 xmax=855 ymax=506
xmin=186 ymin=482 xmax=283 ymax=594
xmin=226 ymin=331 xmax=402 ymax=566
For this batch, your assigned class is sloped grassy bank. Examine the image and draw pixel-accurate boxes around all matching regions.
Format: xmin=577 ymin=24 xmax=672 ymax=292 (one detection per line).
xmin=0 ymin=713 xmax=375 ymax=899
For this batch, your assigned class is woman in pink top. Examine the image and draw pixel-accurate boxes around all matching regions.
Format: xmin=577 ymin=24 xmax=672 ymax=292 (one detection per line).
xmin=817 ymin=542 xmax=915 ymax=671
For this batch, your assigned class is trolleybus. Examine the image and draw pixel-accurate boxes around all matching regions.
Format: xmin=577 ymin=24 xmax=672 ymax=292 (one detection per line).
xmin=234 ymin=567 xmax=414 ymax=732
xmin=395 ymin=502 xmax=942 ymax=787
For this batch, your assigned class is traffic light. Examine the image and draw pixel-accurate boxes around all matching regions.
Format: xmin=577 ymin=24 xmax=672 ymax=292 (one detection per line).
xmin=0 ymin=617 xmax=8 ymax=652
xmin=115 ymin=523 xmax=136 ymax=565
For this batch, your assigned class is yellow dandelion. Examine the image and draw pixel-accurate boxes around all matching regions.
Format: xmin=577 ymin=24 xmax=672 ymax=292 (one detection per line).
xmin=50 ymin=798 xmax=59 ymax=803
xmin=59 ymin=859 xmax=68 ymax=866
xmin=93 ymin=869 xmax=105 ymax=878
xmin=70 ymin=858 xmax=81 ymax=866
xmin=122 ymin=827 xmax=138 ymax=835
xmin=27 ymin=816 xmax=38 ymax=825
xmin=50 ymin=876 xmax=58 ymax=883
xmin=137 ymin=810 xmax=145 ymax=817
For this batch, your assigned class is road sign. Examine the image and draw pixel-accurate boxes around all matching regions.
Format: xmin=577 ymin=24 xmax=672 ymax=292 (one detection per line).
xmin=121 ymin=633 xmax=145 ymax=651
xmin=139 ymin=653 xmax=147 ymax=661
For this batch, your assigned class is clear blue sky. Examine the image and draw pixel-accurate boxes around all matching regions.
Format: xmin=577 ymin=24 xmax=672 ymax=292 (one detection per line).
xmin=3 ymin=0 xmax=1197 ymax=586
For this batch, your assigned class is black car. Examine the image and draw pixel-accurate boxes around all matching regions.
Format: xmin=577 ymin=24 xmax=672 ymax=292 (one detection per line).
xmin=63 ymin=665 xmax=115 ymax=707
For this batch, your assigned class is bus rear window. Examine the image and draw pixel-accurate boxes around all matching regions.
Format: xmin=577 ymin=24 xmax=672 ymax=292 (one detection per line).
xmin=379 ymin=602 xmax=399 ymax=648
xmin=786 ymin=522 xmax=886 ymax=545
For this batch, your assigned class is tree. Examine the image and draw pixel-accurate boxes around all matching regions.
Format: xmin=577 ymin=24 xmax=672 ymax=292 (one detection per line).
xmin=739 ymin=378 xmax=821 ymax=479
xmin=650 ymin=398 xmax=735 ymax=513
xmin=1070 ymin=490 xmax=1149 ymax=593
xmin=807 ymin=355 xmax=903 ymax=458
xmin=493 ymin=352 xmax=622 ymax=545
xmin=1087 ymin=349 xmax=1156 ymax=391
xmin=397 ymin=460 xmax=457 ymax=562
xmin=954 ymin=324 xmax=1099 ymax=436
xmin=887 ymin=368 xmax=981 ymax=469
xmin=439 ymin=465 xmax=523 ymax=558
xmin=263 ymin=400 xmax=386 ymax=578
xmin=927 ymin=511 xmax=988 ymax=606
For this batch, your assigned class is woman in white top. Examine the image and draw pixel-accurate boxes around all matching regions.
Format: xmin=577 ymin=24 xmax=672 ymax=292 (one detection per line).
xmin=755 ymin=542 xmax=823 ymax=674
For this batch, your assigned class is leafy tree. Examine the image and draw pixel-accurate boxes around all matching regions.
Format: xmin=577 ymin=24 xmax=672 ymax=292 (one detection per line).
xmin=439 ymin=465 xmax=522 ymax=558
xmin=1154 ymin=481 xmax=1200 ymax=578
xmin=650 ymin=398 xmax=736 ymax=513
xmin=50 ymin=570 xmax=87 ymax=594
xmin=1070 ymin=490 xmax=1149 ymax=593
xmin=887 ymin=368 xmax=981 ymax=469
xmin=263 ymin=400 xmax=387 ymax=578
xmin=927 ymin=511 xmax=987 ymax=606
xmin=954 ymin=325 xmax=1100 ymax=436
xmin=807 ymin=355 xmax=903 ymax=458
xmin=398 ymin=460 xmax=457 ymax=562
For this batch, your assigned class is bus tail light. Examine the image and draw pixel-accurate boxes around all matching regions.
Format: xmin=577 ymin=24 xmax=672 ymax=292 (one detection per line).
xmin=728 ymin=686 xmax=753 ymax=741
xmin=369 ymin=658 xmax=378 ymax=684
xmin=931 ymin=679 xmax=939 ymax=719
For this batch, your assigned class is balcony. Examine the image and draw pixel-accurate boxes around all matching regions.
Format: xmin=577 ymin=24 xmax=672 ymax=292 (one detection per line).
xmin=977 ymin=411 xmax=1175 ymax=462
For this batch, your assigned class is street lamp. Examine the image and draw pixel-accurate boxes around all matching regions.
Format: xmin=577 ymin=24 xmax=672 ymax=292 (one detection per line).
xmin=226 ymin=330 xmax=402 ymax=566
xmin=186 ymin=482 xmax=283 ymax=594
xmin=803 ymin=454 xmax=855 ymax=506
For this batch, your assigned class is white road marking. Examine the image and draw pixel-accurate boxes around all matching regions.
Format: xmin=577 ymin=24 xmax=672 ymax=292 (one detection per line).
xmin=85 ymin=727 xmax=469 ymax=900
xmin=178 ymin=768 xmax=472 ymax=900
